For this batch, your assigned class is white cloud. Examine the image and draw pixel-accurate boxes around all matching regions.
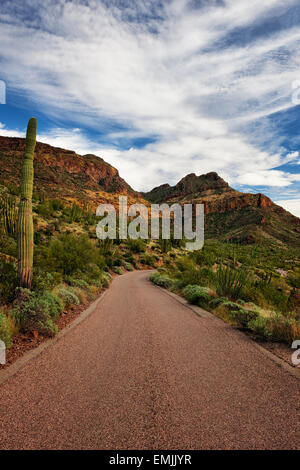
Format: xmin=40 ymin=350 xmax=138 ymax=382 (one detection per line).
xmin=275 ymin=198 xmax=300 ymax=217
xmin=0 ymin=122 xmax=24 ymax=138
xmin=286 ymin=151 xmax=299 ymax=160
xmin=0 ymin=0 xmax=300 ymax=194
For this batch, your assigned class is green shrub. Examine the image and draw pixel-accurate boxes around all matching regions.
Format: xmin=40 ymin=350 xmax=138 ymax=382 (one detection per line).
xmin=112 ymin=258 xmax=123 ymax=267
xmin=12 ymin=289 xmax=61 ymax=336
xmin=247 ymin=314 xmax=300 ymax=343
xmin=56 ymin=287 xmax=80 ymax=308
xmin=37 ymin=233 xmax=95 ymax=276
xmin=150 ymin=272 xmax=173 ymax=288
xmin=174 ymin=258 xmax=213 ymax=287
xmin=221 ymin=300 xmax=243 ymax=311
xmin=230 ymin=309 xmax=259 ymax=328
xmin=266 ymin=315 xmax=300 ymax=343
xmin=127 ymin=239 xmax=146 ymax=254
xmin=183 ymin=285 xmax=213 ymax=306
xmin=0 ymin=312 xmax=12 ymax=347
xmin=287 ymin=273 xmax=300 ymax=289
xmin=140 ymin=254 xmax=155 ymax=266
xmin=32 ymin=270 xmax=62 ymax=292
xmin=247 ymin=316 xmax=271 ymax=338
xmin=89 ymin=278 xmax=102 ymax=288
xmin=100 ymin=272 xmax=111 ymax=287
xmin=209 ymin=297 xmax=227 ymax=308
xmin=0 ymin=261 xmax=17 ymax=304
xmin=112 ymin=266 xmax=123 ymax=275
xmin=65 ymin=277 xmax=90 ymax=290
xmin=124 ymin=262 xmax=134 ymax=271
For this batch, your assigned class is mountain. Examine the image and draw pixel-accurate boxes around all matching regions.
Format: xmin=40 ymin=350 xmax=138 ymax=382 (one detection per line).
xmin=0 ymin=136 xmax=144 ymax=208
xmin=1 ymin=136 xmax=299 ymax=246
xmin=143 ymin=172 xmax=300 ymax=247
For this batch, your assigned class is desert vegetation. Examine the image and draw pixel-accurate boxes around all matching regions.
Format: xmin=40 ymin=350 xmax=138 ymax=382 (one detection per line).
xmin=150 ymin=240 xmax=300 ymax=344
xmin=0 ymin=121 xmax=299 ymax=356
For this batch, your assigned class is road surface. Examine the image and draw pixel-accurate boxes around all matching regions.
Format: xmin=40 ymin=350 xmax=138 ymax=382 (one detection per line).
xmin=0 ymin=270 xmax=299 ymax=449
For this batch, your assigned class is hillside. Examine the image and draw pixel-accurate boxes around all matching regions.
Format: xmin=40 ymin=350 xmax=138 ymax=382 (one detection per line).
xmin=143 ymin=172 xmax=300 ymax=247
xmin=0 ymin=136 xmax=145 ymax=208
xmin=1 ymin=136 xmax=299 ymax=247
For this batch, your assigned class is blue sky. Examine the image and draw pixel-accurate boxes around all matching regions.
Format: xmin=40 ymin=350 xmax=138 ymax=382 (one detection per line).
xmin=1 ymin=0 xmax=300 ymax=215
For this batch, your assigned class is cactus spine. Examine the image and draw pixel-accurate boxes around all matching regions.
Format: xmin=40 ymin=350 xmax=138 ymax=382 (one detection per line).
xmin=17 ymin=117 xmax=37 ymax=288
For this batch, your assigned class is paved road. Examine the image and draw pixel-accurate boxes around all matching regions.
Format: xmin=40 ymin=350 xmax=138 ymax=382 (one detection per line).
xmin=0 ymin=271 xmax=299 ymax=449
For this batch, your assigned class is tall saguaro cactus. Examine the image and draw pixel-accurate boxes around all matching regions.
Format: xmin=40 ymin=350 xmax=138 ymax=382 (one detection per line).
xmin=17 ymin=117 xmax=37 ymax=288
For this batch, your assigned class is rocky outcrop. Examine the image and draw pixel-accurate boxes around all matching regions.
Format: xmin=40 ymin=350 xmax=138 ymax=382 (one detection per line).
xmin=0 ymin=136 xmax=142 ymax=207
xmin=143 ymin=171 xmax=230 ymax=203
xmin=143 ymin=171 xmax=300 ymax=246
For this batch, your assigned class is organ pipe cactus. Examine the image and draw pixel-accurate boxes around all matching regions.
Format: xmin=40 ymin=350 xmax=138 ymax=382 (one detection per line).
xmin=0 ymin=194 xmax=17 ymax=237
xmin=17 ymin=118 xmax=37 ymax=288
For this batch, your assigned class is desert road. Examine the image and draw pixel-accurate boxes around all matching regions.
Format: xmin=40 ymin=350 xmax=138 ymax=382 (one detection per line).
xmin=0 ymin=270 xmax=299 ymax=450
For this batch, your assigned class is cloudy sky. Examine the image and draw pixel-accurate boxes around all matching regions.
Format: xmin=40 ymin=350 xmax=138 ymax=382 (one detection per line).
xmin=1 ymin=0 xmax=300 ymax=215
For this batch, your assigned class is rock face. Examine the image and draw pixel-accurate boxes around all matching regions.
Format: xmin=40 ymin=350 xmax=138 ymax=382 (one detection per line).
xmin=143 ymin=172 xmax=231 ymax=203
xmin=143 ymin=172 xmax=300 ymax=247
xmin=0 ymin=136 xmax=142 ymax=207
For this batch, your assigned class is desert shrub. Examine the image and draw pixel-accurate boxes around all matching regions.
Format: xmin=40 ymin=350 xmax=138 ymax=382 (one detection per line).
xmin=247 ymin=314 xmax=300 ymax=343
xmin=171 ymin=279 xmax=185 ymax=290
xmin=12 ymin=289 xmax=62 ymax=336
xmin=124 ymin=262 xmax=134 ymax=271
xmin=150 ymin=272 xmax=174 ymax=289
xmin=174 ymin=257 xmax=213 ymax=287
xmin=112 ymin=266 xmax=123 ymax=275
xmin=256 ymin=284 xmax=289 ymax=311
xmin=37 ymin=233 xmax=95 ymax=276
xmin=124 ymin=252 xmax=135 ymax=263
xmin=97 ymin=238 xmax=114 ymax=255
xmin=100 ymin=272 xmax=111 ymax=287
xmin=65 ymin=277 xmax=90 ymax=290
xmin=247 ymin=316 xmax=271 ymax=339
xmin=35 ymin=200 xmax=53 ymax=217
xmin=56 ymin=287 xmax=80 ymax=308
xmin=94 ymin=254 xmax=107 ymax=271
xmin=215 ymin=265 xmax=250 ymax=300
xmin=192 ymin=249 xmax=214 ymax=267
xmin=287 ymin=273 xmax=300 ymax=289
xmin=230 ymin=309 xmax=259 ymax=328
xmin=74 ymin=288 xmax=89 ymax=304
xmin=183 ymin=285 xmax=213 ymax=306
xmin=140 ymin=254 xmax=155 ymax=266
xmin=32 ymin=270 xmax=62 ymax=292
xmin=88 ymin=278 xmax=102 ymax=288
xmin=112 ymin=258 xmax=123 ymax=267
xmin=0 ymin=311 xmax=12 ymax=347
xmin=49 ymin=199 xmax=65 ymax=211
xmin=266 ymin=315 xmax=300 ymax=343
xmin=0 ymin=261 xmax=17 ymax=304
xmin=221 ymin=300 xmax=243 ymax=311
xmin=0 ymin=233 xmax=17 ymax=257
xmin=209 ymin=297 xmax=228 ymax=308
xmin=127 ymin=239 xmax=146 ymax=254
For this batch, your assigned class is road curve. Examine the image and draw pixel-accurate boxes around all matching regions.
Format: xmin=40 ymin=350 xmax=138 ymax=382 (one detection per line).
xmin=0 ymin=270 xmax=299 ymax=450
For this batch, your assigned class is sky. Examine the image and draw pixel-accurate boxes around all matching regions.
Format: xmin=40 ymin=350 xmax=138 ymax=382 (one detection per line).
xmin=0 ymin=0 xmax=300 ymax=216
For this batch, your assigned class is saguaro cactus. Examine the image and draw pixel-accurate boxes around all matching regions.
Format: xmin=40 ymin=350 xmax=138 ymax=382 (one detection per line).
xmin=17 ymin=117 xmax=37 ymax=288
